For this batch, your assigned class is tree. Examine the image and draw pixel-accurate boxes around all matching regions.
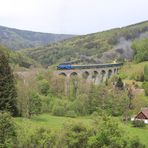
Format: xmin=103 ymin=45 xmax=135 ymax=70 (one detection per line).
xmin=28 ymin=92 xmax=42 ymax=117
xmin=61 ymin=122 xmax=90 ymax=148
xmin=0 ymin=112 xmax=17 ymax=148
xmin=38 ymin=79 xmax=49 ymax=96
xmin=132 ymin=39 xmax=148 ymax=63
xmin=0 ymin=50 xmax=18 ymax=116
xmin=115 ymin=77 xmax=124 ymax=90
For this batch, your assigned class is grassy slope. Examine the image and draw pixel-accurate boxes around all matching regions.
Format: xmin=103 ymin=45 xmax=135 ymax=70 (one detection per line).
xmin=15 ymin=114 xmax=148 ymax=146
xmin=120 ymin=61 xmax=148 ymax=79
xmin=124 ymin=124 xmax=148 ymax=146
xmin=120 ymin=61 xmax=148 ymax=84
xmin=15 ymin=114 xmax=92 ymax=131
xmin=21 ymin=21 xmax=148 ymax=66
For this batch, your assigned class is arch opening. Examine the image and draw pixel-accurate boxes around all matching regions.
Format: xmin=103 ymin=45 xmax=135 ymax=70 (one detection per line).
xmin=92 ymin=71 xmax=99 ymax=79
xmin=108 ymin=69 xmax=112 ymax=79
xmin=101 ymin=70 xmax=106 ymax=82
xmin=70 ymin=72 xmax=78 ymax=79
xmin=82 ymin=71 xmax=89 ymax=79
xmin=59 ymin=72 xmax=67 ymax=77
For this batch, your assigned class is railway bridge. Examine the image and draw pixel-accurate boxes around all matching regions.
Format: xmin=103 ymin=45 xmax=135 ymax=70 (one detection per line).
xmin=55 ymin=63 xmax=123 ymax=84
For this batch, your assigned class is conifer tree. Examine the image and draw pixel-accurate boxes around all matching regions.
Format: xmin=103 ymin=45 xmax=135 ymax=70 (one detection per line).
xmin=0 ymin=50 xmax=18 ymax=116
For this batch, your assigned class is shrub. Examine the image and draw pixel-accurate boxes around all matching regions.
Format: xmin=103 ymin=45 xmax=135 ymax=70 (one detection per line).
xmin=52 ymin=105 xmax=65 ymax=116
xmin=28 ymin=92 xmax=42 ymax=117
xmin=132 ymin=120 xmax=145 ymax=127
xmin=0 ymin=112 xmax=17 ymax=148
xmin=30 ymin=127 xmax=55 ymax=148
xmin=61 ymin=122 xmax=90 ymax=148
xmin=38 ymin=79 xmax=49 ymax=96
xmin=129 ymin=137 xmax=145 ymax=148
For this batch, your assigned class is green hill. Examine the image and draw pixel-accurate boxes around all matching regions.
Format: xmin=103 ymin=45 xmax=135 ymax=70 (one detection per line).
xmin=21 ymin=21 xmax=148 ymax=66
xmin=0 ymin=25 xmax=75 ymax=50
xmin=0 ymin=45 xmax=40 ymax=68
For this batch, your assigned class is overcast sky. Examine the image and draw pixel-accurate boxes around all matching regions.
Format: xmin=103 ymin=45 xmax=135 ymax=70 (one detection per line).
xmin=0 ymin=0 xmax=148 ymax=35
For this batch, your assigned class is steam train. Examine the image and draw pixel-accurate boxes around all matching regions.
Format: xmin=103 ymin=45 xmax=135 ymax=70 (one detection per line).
xmin=57 ymin=63 xmax=123 ymax=70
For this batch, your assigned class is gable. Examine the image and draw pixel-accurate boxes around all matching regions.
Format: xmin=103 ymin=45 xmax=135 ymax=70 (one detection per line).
xmin=135 ymin=112 xmax=148 ymax=119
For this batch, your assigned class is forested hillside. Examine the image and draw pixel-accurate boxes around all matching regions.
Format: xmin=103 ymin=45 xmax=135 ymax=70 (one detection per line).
xmin=0 ymin=45 xmax=39 ymax=68
xmin=22 ymin=21 xmax=148 ymax=66
xmin=0 ymin=25 xmax=75 ymax=50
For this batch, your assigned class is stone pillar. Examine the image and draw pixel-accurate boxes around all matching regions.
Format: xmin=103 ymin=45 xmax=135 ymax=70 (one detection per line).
xmin=87 ymin=71 xmax=92 ymax=82
xmin=65 ymin=75 xmax=70 ymax=96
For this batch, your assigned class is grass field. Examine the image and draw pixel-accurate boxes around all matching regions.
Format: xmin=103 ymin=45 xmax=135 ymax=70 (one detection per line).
xmin=15 ymin=114 xmax=148 ymax=147
xmin=121 ymin=122 xmax=148 ymax=146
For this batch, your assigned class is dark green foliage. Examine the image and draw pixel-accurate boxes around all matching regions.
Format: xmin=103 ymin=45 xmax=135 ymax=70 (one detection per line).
xmin=0 ymin=112 xmax=17 ymax=148
xmin=115 ymin=78 xmax=124 ymax=90
xmin=0 ymin=50 xmax=18 ymax=116
xmin=144 ymin=65 xmax=148 ymax=81
xmin=132 ymin=120 xmax=145 ymax=128
xmin=132 ymin=39 xmax=148 ymax=63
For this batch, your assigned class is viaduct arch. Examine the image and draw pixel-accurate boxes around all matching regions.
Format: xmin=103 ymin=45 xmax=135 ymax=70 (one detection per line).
xmin=56 ymin=63 xmax=122 ymax=85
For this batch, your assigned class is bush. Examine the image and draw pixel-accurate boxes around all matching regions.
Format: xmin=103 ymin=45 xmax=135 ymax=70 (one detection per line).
xmin=132 ymin=120 xmax=145 ymax=127
xmin=30 ymin=127 xmax=55 ymax=148
xmin=38 ymin=79 xmax=49 ymax=96
xmin=129 ymin=137 xmax=145 ymax=148
xmin=28 ymin=92 xmax=42 ymax=117
xmin=0 ymin=112 xmax=17 ymax=148
xmin=52 ymin=105 xmax=65 ymax=116
xmin=61 ymin=122 xmax=90 ymax=148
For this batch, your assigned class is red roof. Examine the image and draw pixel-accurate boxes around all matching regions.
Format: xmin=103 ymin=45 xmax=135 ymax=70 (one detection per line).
xmin=142 ymin=108 xmax=148 ymax=118
xmin=135 ymin=108 xmax=148 ymax=119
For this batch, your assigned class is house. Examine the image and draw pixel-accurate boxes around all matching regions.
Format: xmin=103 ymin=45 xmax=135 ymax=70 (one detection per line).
xmin=133 ymin=108 xmax=148 ymax=124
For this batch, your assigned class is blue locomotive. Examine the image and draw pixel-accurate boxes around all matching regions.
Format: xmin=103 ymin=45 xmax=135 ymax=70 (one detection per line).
xmin=57 ymin=64 xmax=73 ymax=70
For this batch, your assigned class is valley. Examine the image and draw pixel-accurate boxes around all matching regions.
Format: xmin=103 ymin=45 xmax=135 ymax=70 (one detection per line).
xmin=0 ymin=20 xmax=148 ymax=148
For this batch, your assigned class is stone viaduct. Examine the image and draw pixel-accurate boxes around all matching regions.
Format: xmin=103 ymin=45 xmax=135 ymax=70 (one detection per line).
xmin=55 ymin=63 xmax=123 ymax=84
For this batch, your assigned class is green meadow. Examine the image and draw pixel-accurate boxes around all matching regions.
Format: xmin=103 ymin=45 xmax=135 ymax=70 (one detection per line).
xmin=15 ymin=114 xmax=148 ymax=146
